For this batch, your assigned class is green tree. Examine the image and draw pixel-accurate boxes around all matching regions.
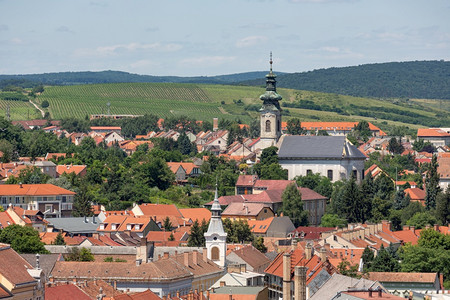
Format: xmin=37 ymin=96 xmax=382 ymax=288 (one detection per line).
xmin=369 ymin=244 xmax=400 ymax=272
xmin=168 ymin=232 xmax=175 ymax=241
xmin=135 ymin=157 xmax=175 ymax=190
xmin=373 ymin=173 xmax=394 ymax=201
xmin=406 ymin=212 xmax=437 ymax=229
xmin=52 ymin=232 xmax=66 ymax=245
xmin=177 ymin=132 xmax=194 ymax=155
xmin=0 ymin=225 xmax=49 ymax=254
xmin=337 ymin=258 xmax=360 ymax=278
xmin=66 ymin=247 xmax=94 ymax=261
xmin=393 ymin=189 xmax=406 ymax=210
xmin=424 ymin=155 xmax=440 ymax=210
xmin=295 ymin=173 xmax=333 ymax=199
xmin=282 ymin=183 xmax=308 ymax=227
xmin=332 ymin=178 xmax=368 ymax=223
xmin=286 ymin=118 xmax=304 ymax=135
xmin=41 ymin=100 xmax=49 ymax=108
xmin=72 ymin=181 xmax=93 ymax=217
xmin=163 ymin=216 xmax=173 ymax=232
xmin=320 ymin=214 xmax=347 ymax=228
xmin=436 ymin=189 xmax=450 ymax=225
xmin=187 ymin=220 xmax=205 ymax=247
xmin=252 ymin=237 xmax=267 ymax=253
xmin=0 ymin=139 xmax=13 ymax=163
xmin=387 ymin=137 xmax=404 ymax=154
xmin=361 ymin=246 xmax=374 ymax=271
xmin=253 ymin=146 xmax=287 ymax=180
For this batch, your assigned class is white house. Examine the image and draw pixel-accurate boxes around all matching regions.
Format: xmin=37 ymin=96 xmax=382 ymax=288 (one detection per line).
xmin=278 ymin=136 xmax=366 ymax=183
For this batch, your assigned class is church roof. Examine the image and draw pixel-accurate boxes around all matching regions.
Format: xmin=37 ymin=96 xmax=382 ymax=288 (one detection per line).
xmin=278 ymin=136 xmax=366 ymax=160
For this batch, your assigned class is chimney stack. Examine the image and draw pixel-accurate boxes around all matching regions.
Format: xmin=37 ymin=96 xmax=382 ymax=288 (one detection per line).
xmin=305 ymin=243 xmax=313 ymax=260
xmin=213 ymin=118 xmax=218 ymax=131
xmin=203 ymin=248 xmax=208 ymax=262
xmin=283 ymin=253 xmax=291 ymax=300
xmin=318 ymin=247 xmax=327 ymax=262
xmin=184 ymin=252 xmax=189 ymax=267
xmin=294 ymin=266 xmax=307 ymax=300
xmin=193 ymin=250 xmax=198 ymax=265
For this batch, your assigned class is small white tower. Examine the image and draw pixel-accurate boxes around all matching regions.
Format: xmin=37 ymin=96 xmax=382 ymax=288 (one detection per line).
xmin=204 ymin=186 xmax=227 ymax=267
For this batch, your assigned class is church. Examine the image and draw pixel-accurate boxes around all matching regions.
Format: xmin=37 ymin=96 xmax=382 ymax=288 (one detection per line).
xmin=258 ymin=54 xmax=366 ymax=183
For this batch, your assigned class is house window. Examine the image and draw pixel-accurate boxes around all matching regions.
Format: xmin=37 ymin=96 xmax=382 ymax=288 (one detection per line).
xmin=327 ymin=170 xmax=333 ymax=181
xmin=100 ymin=224 xmax=105 ymax=230
xmin=265 ymin=120 xmax=271 ymax=132
xmin=111 ymin=224 xmax=117 ymax=230
xmin=127 ymin=224 xmax=132 ymax=230
xmin=1 ymin=197 xmax=6 ymax=204
xmin=352 ymin=170 xmax=357 ymax=178
xmin=45 ymin=205 xmax=53 ymax=213
xmin=15 ymin=197 xmax=20 ymax=204
xmin=306 ymin=169 xmax=312 ymax=175
xmin=135 ymin=224 xmax=141 ymax=230
xmin=62 ymin=196 xmax=67 ymax=203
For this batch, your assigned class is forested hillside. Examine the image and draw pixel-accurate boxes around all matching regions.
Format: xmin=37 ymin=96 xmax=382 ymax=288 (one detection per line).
xmin=243 ymin=61 xmax=450 ymax=100
xmin=0 ymin=71 xmax=269 ymax=87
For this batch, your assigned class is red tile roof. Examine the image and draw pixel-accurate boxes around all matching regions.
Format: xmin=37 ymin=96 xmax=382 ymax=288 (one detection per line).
xmin=45 ymin=284 xmax=91 ymax=300
xmin=340 ymin=290 xmax=404 ymax=299
xmin=248 ymin=217 xmax=274 ymax=234
xmin=391 ymin=228 xmax=419 ymax=245
xmin=113 ymin=290 xmax=161 ymax=300
xmin=417 ymin=128 xmax=450 ymax=137
xmin=222 ymin=202 xmax=272 ymax=217
xmin=179 ymin=208 xmax=211 ymax=223
xmin=0 ymin=244 xmax=35 ymax=286
xmin=404 ymin=188 xmax=426 ymax=201
xmin=0 ymin=184 xmax=75 ymax=196
xmin=56 ymin=165 xmax=87 ymax=176
xmin=367 ymin=272 xmax=438 ymax=283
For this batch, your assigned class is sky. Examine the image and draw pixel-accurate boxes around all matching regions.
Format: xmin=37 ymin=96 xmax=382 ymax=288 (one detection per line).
xmin=0 ymin=0 xmax=449 ymax=76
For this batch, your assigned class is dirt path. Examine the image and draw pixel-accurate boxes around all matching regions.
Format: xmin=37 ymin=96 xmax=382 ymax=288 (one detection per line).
xmin=218 ymin=107 xmax=229 ymax=114
xmin=29 ymin=99 xmax=45 ymax=118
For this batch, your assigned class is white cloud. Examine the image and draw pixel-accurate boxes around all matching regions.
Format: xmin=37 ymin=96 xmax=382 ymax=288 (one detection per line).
xmin=236 ymin=36 xmax=268 ymax=48
xmin=180 ymin=56 xmax=236 ymax=66
xmin=74 ymin=42 xmax=182 ymax=57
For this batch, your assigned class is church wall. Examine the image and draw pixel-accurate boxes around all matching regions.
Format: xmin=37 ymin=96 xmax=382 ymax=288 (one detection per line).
xmin=279 ymin=159 xmax=365 ymax=183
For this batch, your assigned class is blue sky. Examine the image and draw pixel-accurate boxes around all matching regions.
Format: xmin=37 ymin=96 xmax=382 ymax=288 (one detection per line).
xmin=0 ymin=0 xmax=449 ymax=76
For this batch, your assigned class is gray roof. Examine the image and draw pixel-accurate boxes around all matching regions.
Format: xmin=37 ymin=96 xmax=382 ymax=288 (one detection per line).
xmin=46 ymin=217 xmax=100 ymax=234
xmin=309 ymin=273 xmax=385 ymax=300
xmin=20 ymin=253 xmax=63 ymax=279
xmin=266 ymin=216 xmax=296 ymax=237
xmin=278 ymin=136 xmax=366 ymax=160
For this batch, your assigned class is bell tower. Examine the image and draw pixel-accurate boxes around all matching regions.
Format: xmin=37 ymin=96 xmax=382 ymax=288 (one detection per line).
xmin=259 ymin=52 xmax=282 ymax=149
xmin=204 ymin=185 xmax=227 ymax=267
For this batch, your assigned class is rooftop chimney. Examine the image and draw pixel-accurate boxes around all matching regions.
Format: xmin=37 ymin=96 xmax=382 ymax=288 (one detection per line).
xmin=318 ymin=247 xmax=327 ymax=262
xmin=203 ymin=248 xmax=208 ymax=262
xmin=36 ymin=253 xmax=40 ymax=269
xmin=163 ymin=252 xmax=170 ymax=259
xmin=193 ymin=250 xmax=198 ymax=265
xmin=305 ymin=243 xmax=313 ymax=260
xmin=294 ymin=266 xmax=307 ymax=300
xmin=184 ymin=252 xmax=189 ymax=267
xmin=283 ymin=253 xmax=291 ymax=300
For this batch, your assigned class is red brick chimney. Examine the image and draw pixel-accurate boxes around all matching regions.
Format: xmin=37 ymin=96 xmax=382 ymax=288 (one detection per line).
xmin=305 ymin=243 xmax=313 ymax=260
xmin=184 ymin=252 xmax=189 ymax=267
xmin=203 ymin=248 xmax=208 ymax=262
xmin=193 ymin=250 xmax=198 ymax=265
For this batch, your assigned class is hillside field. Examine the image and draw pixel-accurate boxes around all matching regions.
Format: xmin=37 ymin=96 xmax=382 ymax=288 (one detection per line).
xmin=18 ymin=82 xmax=450 ymax=130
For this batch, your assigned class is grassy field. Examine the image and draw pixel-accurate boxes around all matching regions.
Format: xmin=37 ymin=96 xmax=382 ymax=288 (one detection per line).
xmin=24 ymin=82 xmax=449 ymax=129
xmin=0 ymin=99 xmax=41 ymax=120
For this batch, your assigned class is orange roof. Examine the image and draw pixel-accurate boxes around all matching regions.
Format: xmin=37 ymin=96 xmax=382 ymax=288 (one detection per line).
xmin=0 ymin=184 xmax=75 ymax=196
xmin=138 ymin=203 xmax=182 ymax=218
xmin=56 ymin=165 xmax=87 ymax=176
xmin=45 ymin=153 xmax=67 ymax=160
xmin=45 ymin=284 xmax=92 ymax=300
xmin=417 ymin=128 xmax=450 ymax=137
xmin=90 ymin=126 xmax=121 ymax=131
xmin=100 ymin=215 xmax=153 ymax=233
xmin=179 ymin=208 xmax=211 ymax=223
xmin=210 ymin=294 xmax=256 ymax=300
xmin=146 ymin=230 xmax=186 ymax=242
xmin=248 ymin=217 xmax=274 ymax=234
xmin=404 ymin=188 xmax=426 ymax=201
xmin=167 ymin=162 xmax=198 ymax=174
xmin=341 ymin=290 xmax=404 ymax=299
xmin=0 ymin=211 xmax=16 ymax=228
xmin=298 ymin=121 xmax=385 ymax=135
xmin=368 ymin=271 xmax=438 ymax=283
xmin=391 ymin=228 xmax=419 ymax=245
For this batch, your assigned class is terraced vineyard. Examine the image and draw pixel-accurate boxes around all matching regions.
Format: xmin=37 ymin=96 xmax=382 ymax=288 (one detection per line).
xmin=38 ymin=83 xmax=226 ymax=121
xmin=0 ymin=99 xmax=40 ymax=120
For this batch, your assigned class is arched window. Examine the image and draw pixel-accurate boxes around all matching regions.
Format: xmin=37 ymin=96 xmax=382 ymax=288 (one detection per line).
xmin=265 ymin=120 xmax=271 ymax=132
xmin=211 ymin=246 xmax=220 ymax=260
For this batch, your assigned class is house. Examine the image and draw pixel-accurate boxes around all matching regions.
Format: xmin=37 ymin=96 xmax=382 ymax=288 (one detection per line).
xmin=46 ymin=216 xmax=101 ymax=237
xmin=12 ymin=119 xmax=60 ymax=130
xmin=132 ymin=203 xmax=186 ymax=228
xmin=0 ymin=183 xmax=76 ymax=217
xmin=45 ymin=283 xmax=92 ymax=300
xmin=56 ymin=164 xmax=87 ymax=177
xmin=167 ymin=162 xmax=202 ymax=183
xmin=404 ymin=188 xmax=426 ymax=206
xmin=264 ymin=246 xmax=336 ymax=300
xmin=103 ymin=131 xmax=125 ymax=144
xmin=211 ymin=267 xmax=265 ymax=288
xmin=330 ymin=290 xmax=405 ymax=300
xmin=235 ymin=175 xmax=294 ymax=195
xmin=309 ymin=273 xmax=385 ymax=300
xmin=278 ymin=136 xmax=366 ymax=183
xmin=21 ymin=253 xmax=64 ymax=281
xmin=367 ymin=272 xmax=442 ymax=296
xmin=437 ymin=155 xmax=450 ymax=191
xmin=90 ymin=126 xmax=122 ymax=134
xmin=226 ymin=245 xmax=271 ymax=274
xmin=97 ymin=215 xmax=160 ymax=238
xmin=146 ymin=230 xmax=189 ymax=246
xmin=51 ymin=250 xmax=224 ymax=297
xmin=5 ymin=205 xmax=47 ymax=232
xmin=0 ymin=243 xmax=45 ymax=299
xmin=34 ymin=160 xmax=58 ymax=178
xmin=221 ymin=202 xmax=274 ymax=221
xmin=209 ymin=286 xmax=268 ymax=300
xmin=417 ymin=128 xmax=450 ymax=147
xmin=289 ymin=226 xmax=335 ymax=240
xmin=291 ymin=121 xmax=387 ymax=137
xmin=179 ymin=208 xmax=211 ymax=224
xmin=248 ymin=217 xmax=296 ymax=238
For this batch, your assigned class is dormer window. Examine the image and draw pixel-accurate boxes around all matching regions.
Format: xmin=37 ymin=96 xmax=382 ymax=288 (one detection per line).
xmin=135 ymin=224 xmax=141 ymax=230
xmin=100 ymin=223 xmax=106 ymax=230
xmin=111 ymin=224 xmax=117 ymax=230
xmin=127 ymin=224 xmax=132 ymax=231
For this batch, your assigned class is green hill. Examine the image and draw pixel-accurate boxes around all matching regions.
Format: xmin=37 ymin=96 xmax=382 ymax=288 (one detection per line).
xmin=20 ymin=82 xmax=449 ymax=130
xmin=243 ymin=60 xmax=450 ymax=100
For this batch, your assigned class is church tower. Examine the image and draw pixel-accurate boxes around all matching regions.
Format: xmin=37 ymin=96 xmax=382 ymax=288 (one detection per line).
xmin=259 ymin=52 xmax=283 ymax=149
xmin=204 ymin=186 xmax=227 ymax=267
